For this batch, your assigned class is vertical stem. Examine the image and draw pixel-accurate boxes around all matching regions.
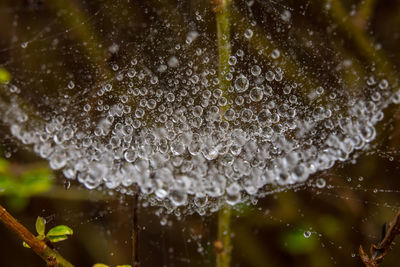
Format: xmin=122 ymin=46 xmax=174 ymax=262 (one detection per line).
xmin=355 ymin=0 xmax=377 ymax=27
xmin=0 ymin=204 xmax=74 ymax=267
xmin=327 ymin=0 xmax=396 ymax=83
xmin=214 ymin=0 xmax=232 ymax=267
xmin=217 ymin=206 xmax=232 ymax=267
xmin=132 ymin=193 xmax=140 ymax=267
xmin=215 ymin=0 xmax=232 ymax=112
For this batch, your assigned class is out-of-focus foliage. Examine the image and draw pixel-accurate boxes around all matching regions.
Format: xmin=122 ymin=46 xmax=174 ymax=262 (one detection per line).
xmin=93 ymin=264 xmax=131 ymax=267
xmin=0 ymin=67 xmax=11 ymax=84
xmin=280 ymin=230 xmax=318 ymax=254
xmin=0 ymin=158 xmax=54 ymax=210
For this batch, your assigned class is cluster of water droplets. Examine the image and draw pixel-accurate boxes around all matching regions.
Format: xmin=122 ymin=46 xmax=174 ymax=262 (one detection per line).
xmin=1 ymin=30 xmax=399 ymax=214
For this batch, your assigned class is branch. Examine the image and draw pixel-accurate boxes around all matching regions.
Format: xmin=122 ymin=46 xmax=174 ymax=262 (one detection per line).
xmin=359 ymin=210 xmax=400 ymax=267
xmin=0 ymin=203 xmax=74 ymax=267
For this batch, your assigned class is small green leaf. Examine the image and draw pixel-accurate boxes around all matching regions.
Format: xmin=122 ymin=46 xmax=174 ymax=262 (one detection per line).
xmin=0 ymin=67 xmax=11 ymax=84
xmin=93 ymin=264 xmax=110 ymax=267
xmin=47 ymin=225 xmax=73 ymax=237
xmin=22 ymin=241 xmax=30 ymax=248
xmin=47 ymin=235 xmax=68 ymax=243
xmin=46 ymin=225 xmax=73 ymax=243
xmin=35 ymin=217 xmax=46 ymax=236
xmin=46 ymin=224 xmax=73 ymax=243
xmin=116 ymin=265 xmax=132 ymax=267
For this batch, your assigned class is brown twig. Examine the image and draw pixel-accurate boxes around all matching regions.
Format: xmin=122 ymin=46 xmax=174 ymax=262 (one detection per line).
xmin=359 ymin=210 xmax=400 ymax=267
xmin=0 ymin=203 xmax=74 ymax=267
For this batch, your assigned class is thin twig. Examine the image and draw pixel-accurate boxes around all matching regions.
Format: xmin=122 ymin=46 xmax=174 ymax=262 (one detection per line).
xmin=214 ymin=0 xmax=232 ymax=113
xmin=326 ymin=0 xmax=397 ymax=84
xmin=0 ymin=203 xmax=74 ymax=267
xmin=359 ymin=210 xmax=400 ymax=267
xmin=213 ymin=0 xmax=233 ymax=266
xmin=216 ymin=206 xmax=232 ymax=267
xmin=131 ymin=191 xmax=140 ymax=267
xmin=213 ymin=0 xmax=233 ymax=265
xmin=353 ymin=0 xmax=377 ymax=29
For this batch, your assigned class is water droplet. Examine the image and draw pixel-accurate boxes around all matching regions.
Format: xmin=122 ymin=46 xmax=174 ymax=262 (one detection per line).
xmin=271 ymin=49 xmax=280 ymax=59
xmin=235 ymin=75 xmax=249 ymax=93
xmin=124 ymin=149 xmax=137 ymax=163
xmin=244 ymin=29 xmax=253 ymax=39
xmin=84 ymin=104 xmax=91 ymax=112
xmin=67 ymin=81 xmax=75 ymax=89
xmin=228 ymin=56 xmax=237 ymax=65
xmin=251 ymin=65 xmax=261 ymax=76
xmin=64 ymin=180 xmax=71 ymax=190
xmin=316 ymin=178 xmax=326 ymax=188
xmin=250 ymin=87 xmax=263 ymax=102
xmin=304 ymin=231 xmax=311 ymax=238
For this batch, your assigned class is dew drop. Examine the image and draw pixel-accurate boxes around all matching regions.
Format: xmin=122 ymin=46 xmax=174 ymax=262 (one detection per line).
xmin=234 ymin=75 xmax=249 ymax=93
xmin=316 ymin=178 xmax=326 ymax=188
xmin=244 ymin=29 xmax=253 ymax=39
xmin=304 ymin=231 xmax=311 ymax=238
xmin=64 ymin=180 xmax=71 ymax=190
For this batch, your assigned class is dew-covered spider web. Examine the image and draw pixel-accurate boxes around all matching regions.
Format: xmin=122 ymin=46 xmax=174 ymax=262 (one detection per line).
xmin=1 ymin=0 xmax=399 ymax=214
xmin=2 ymin=0 xmax=400 ymax=266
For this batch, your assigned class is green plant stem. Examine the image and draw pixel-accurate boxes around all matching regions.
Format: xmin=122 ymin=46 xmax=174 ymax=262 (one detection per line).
xmin=214 ymin=0 xmax=233 ymax=266
xmin=230 ymin=6 xmax=321 ymax=98
xmin=234 ymin=224 xmax=273 ymax=267
xmin=215 ymin=0 xmax=232 ymax=112
xmin=47 ymin=0 xmax=109 ymax=76
xmin=327 ymin=0 xmax=397 ymax=84
xmin=132 ymin=193 xmax=139 ymax=267
xmin=355 ymin=0 xmax=377 ymax=28
xmin=217 ymin=205 xmax=232 ymax=267
xmin=0 ymin=203 xmax=74 ymax=267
